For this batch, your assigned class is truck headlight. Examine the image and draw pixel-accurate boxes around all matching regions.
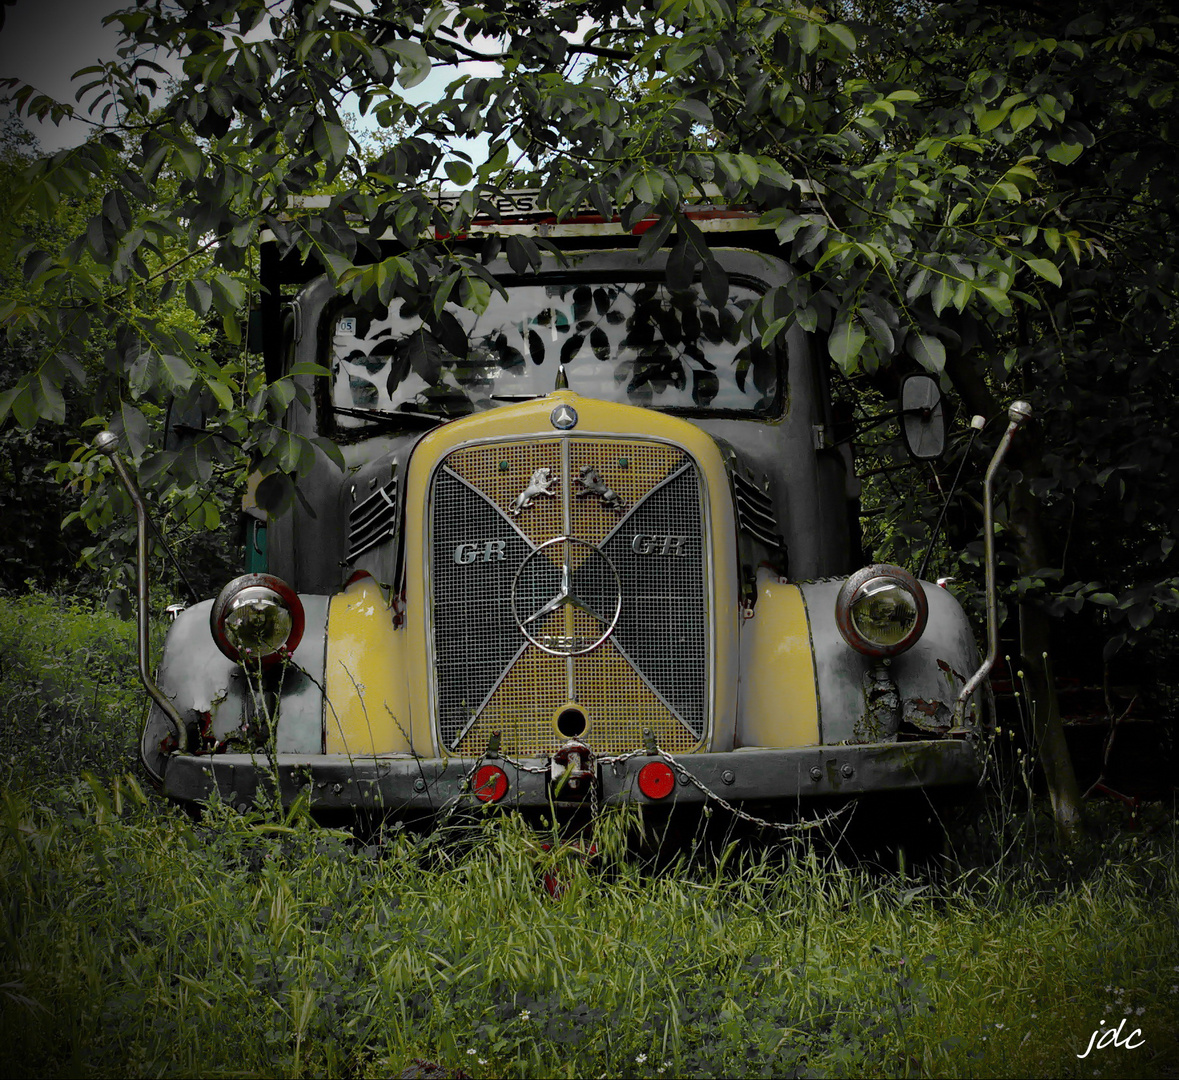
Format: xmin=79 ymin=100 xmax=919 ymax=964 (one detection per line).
xmin=835 ymin=565 xmax=928 ymax=658
xmin=211 ymin=573 xmax=305 ymax=665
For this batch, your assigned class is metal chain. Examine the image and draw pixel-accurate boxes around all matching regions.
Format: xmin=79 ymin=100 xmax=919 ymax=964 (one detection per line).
xmin=451 ymin=744 xmax=852 ymax=838
xmin=652 ymin=748 xmax=855 ymax=835
xmin=497 ymin=753 xmax=550 ymax=774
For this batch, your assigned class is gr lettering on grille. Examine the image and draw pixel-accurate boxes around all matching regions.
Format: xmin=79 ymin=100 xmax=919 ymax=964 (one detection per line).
xmin=631 ymin=534 xmax=689 ymax=556
xmin=453 ymin=539 xmax=507 ymax=564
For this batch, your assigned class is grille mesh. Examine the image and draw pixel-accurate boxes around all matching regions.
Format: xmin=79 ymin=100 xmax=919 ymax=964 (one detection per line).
xmin=431 ymin=437 xmax=709 ymax=756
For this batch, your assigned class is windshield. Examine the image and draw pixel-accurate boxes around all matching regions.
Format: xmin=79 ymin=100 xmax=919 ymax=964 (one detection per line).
xmin=327 ymin=273 xmax=780 ymax=428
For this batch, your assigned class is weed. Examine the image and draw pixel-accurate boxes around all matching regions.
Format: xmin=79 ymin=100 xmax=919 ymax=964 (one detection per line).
xmin=1 ymin=594 xmax=1177 ymax=1078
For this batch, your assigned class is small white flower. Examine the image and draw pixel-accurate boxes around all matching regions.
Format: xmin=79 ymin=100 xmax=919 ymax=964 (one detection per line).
xmin=467 ymin=1049 xmax=477 ymax=1055
xmin=1136 ymin=1006 xmax=1145 ymax=1015
xmin=479 ymin=1060 xmax=488 ymax=1066
xmin=995 ymin=1022 xmax=1004 ymax=1029
xmin=519 ymin=1009 xmax=531 ymax=1020
xmin=636 ymin=1053 xmax=647 ymax=1064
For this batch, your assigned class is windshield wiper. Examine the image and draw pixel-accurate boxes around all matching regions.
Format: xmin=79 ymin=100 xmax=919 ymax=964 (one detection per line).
xmin=331 ymin=405 xmax=447 ymax=430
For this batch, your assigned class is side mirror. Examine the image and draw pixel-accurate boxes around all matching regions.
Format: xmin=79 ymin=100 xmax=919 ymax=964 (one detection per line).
xmin=899 ymin=374 xmax=946 ymax=460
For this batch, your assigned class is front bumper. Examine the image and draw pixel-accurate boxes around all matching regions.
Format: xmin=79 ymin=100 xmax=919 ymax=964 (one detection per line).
xmin=163 ymin=739 xmax=982 ymax=814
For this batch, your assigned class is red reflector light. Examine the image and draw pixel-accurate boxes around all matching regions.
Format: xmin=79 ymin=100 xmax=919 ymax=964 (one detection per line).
xmin=474 ymin=765 xmax=508 ymax=803
xmin=637 ymin=761 xmax=675 ymax=800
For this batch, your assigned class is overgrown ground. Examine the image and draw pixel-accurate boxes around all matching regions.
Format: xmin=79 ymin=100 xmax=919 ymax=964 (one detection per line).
xmin=1 ymin=593 xmax=1176 ymax=1079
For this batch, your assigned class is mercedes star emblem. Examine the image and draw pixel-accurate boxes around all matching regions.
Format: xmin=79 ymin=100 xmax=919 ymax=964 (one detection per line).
xmin=511 ymin=536 xmax=622 ymax=656
xmin=550 ymin=404 xmax=578 ymax=430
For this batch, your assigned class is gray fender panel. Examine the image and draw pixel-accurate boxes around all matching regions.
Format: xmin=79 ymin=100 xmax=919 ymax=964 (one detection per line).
xmin=140 ymin=594 xmax=329 ymax=783
xmin=799 ymin=579 xmax=982 ymax=744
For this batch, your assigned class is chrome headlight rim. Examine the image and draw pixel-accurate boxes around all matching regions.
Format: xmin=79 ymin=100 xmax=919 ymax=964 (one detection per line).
xmin=210 ymin=573 xmax=305 ymax=665
xmin=835 ymin=564 xmax=928 ymax=658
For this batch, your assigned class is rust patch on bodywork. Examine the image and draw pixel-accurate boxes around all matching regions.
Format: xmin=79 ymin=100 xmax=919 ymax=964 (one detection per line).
xmin=903 ymin=696 xmax=953 ymax=734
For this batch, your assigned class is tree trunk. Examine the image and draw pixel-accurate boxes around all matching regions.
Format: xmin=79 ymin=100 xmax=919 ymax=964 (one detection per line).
xmin=1010 ymin=483 xmax=1087 ymax=845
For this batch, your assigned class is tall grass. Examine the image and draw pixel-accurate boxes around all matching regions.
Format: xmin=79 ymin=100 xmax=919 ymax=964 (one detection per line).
xmin=1 ymin=594 xmax=1176 ymax=1079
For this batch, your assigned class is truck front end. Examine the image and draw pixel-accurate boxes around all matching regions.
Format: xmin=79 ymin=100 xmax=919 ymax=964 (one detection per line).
xmin=138 ymin=237 xmax=988 ymax=823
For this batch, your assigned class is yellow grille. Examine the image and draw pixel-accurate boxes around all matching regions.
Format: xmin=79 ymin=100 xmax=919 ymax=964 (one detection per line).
xmin=433 ymin=436 xmax=708 ymax=758
xmin=570 ymin=440 xmax=686 ymax=546
xmin=448 ymin=441 xmax=562 ymax=549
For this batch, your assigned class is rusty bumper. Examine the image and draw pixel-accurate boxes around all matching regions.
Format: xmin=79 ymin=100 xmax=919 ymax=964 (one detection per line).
xmin=163 ymin=739 xmax=982 ymax=813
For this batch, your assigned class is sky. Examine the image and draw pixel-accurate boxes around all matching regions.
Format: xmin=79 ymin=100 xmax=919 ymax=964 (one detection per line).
xmin=0 ymin=0 xmax=498 ymax=161
xmin=0 ymin=0 xmax=128 ymax=151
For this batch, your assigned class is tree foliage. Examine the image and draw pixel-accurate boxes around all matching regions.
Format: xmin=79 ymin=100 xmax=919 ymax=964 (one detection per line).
xmin=2 ymin=1 xmax=1177 ymax=820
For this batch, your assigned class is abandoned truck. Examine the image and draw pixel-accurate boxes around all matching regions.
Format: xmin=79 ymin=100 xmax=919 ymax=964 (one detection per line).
xmin=113 ymin=192 xmax=1024 ymax=821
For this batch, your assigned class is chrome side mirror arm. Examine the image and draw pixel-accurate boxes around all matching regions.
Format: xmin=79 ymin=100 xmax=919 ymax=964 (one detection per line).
xmin=94 ymin=431 xmax=188 ymax=752
xmin=955 ymin=401 xmax=1033 ymax=723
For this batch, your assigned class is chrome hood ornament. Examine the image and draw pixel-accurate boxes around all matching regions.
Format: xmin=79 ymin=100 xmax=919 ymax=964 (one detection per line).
xmin=509 ymin=467 xmax=558 ymax=517
xmin=575 ymin=465 xmax=624 ymax=511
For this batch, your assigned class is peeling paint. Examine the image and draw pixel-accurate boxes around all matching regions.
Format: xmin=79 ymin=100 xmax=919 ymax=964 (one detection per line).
xmin=855 ymin=662 xmax=900 ymax=743
xmin=904 ymin=696 xmax=953 ymax=732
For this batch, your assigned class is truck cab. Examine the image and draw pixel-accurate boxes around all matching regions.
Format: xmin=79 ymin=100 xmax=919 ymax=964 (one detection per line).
xmin=142 ymin=196 xmax=986 ymax=820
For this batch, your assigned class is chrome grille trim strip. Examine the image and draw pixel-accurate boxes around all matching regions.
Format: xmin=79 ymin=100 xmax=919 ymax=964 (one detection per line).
xmin=439 ymin=465 xmax=539 ymax=551
xmin=448 ymin=634 xmax=535 ymax=751
xmin=596 ymin=461 xmax=694 ymax=550
xmin=611 ymin=636 xmax=705 ymax=743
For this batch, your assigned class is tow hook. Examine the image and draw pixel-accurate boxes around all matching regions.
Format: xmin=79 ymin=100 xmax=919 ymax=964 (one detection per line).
xmin=551 ymin=740 xmax=594 ymax=799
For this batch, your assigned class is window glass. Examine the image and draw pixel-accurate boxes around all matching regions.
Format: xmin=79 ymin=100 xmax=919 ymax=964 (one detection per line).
xmin=328 ymin=275 xmax=779 ymax=427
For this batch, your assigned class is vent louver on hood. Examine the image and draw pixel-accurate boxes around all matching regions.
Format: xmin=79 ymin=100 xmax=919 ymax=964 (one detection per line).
xmin=348 ymin=474 xmax=399 ymax=560
xmin=732 ymin=472 xmax=783 ymax=551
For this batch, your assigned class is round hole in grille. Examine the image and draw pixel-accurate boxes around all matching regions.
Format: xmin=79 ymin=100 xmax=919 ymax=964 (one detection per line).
xmin=556 ymin=706 xmax=588 ymax=738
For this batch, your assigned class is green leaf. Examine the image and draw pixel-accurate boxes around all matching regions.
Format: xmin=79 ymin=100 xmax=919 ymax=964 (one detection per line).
xmin=978 ymin=108 xmax=1008 ymax=132
xmin=1046 ymin=141 xmax=1083 ymax=164
xmin=798 ymin=22 xmax=820 ymax=54
xmin=1009 ymin=105 xmax=1037 ymax=132
xmin=458 ymin=274 xmax=492 ymax=315
xmin=387 ymin=40 xmax=431 ymax=88
xmin=174 ymin=141 xmax=202 ymax=180
xmin=931 ymin=276 xmax=954 ymax=316
xmin=211 ymin=273 xmax=247 ymax=314
xmin=760 ymin=316 xmax=790 ymax=347
xmin=312 ymin=436 xmax=346 ymax=471
xmin=824 ymin=23 xmax=856 ymax=52
xmin=205 ymin=377 xmax=234 ymax=411
xmin=976 ymin=285 xmax=1012 ymax=315
xmin=185 ymin=278 xmax=213 ymax=316
xmin=908 ymin=332 xmax=946 ymax=373
xmin=161 ymin=354 xmax=194 ymax=391
xmin=1023 ymin=257 xmax=1062 ymax=287
xmin=828 ymin=319 xmax=866 ymax=373
xmin=1129 ymin=603 xmax=1155 ymax=630
xmin=268 ymin=380 xmax=297 ymax=416
xmin=676 ymin=98 xmax=714 ymax=126
xmin=445 ymin=160 xmax=473 ymax=186
xmin=119 ymin=401 xmax=150 ymax=457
